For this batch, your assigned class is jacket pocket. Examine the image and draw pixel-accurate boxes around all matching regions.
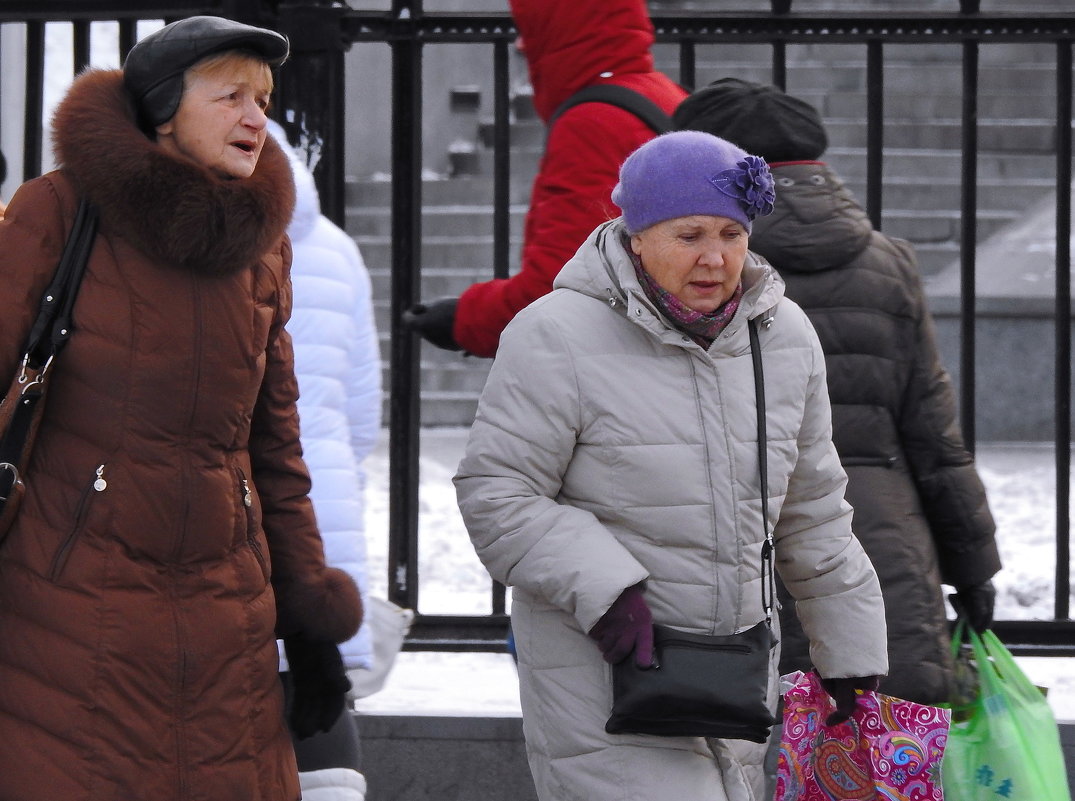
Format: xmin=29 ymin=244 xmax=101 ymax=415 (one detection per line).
xmin=237 ymin=468 xmax=270 ymax=582
xmin=49 ymin=464 xmax=107 ymax=581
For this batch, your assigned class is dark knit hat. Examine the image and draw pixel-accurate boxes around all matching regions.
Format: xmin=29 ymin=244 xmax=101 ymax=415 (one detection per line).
xmin=123 ymin=15 xmax=288 ymax=128
xmin=611 ymin=130 xmax=775 ymax=234
xmin=672 ymin=77 xmax=828 ymax=163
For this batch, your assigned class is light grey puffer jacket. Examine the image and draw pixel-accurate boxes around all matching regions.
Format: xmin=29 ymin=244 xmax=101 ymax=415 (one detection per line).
xmin=454 ymin=219 xmax=888 ymax=801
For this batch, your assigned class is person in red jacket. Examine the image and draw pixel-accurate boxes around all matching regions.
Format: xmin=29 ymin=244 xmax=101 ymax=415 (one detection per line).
xmin=403 ymin=0 xmax=687 ymax=357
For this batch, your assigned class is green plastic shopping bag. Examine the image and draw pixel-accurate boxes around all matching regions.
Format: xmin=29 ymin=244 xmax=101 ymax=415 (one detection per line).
xmin=941 ymin=623 xmax=1072 ymax=801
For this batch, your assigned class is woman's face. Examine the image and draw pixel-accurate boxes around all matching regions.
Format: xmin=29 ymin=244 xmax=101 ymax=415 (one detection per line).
xmin=630 ymin=215 xmax=749 ymax=313
xmin=155 ymin=55 xmax=272 ymax=179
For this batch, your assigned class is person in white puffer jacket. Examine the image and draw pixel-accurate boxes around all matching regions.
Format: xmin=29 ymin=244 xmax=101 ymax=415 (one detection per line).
xmin=269 ymin=120 xmax=381 ymax=773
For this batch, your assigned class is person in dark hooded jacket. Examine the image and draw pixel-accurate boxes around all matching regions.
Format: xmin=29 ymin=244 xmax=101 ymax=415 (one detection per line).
xmin=673 ymin=78 xmax=1001 ymax=706
xmin=403 ymin=0 xmax=687 ymax=357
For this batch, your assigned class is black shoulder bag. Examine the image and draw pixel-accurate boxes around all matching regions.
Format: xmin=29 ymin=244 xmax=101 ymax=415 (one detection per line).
xmin=605 ymin=318 xmax=778 ymax=742
xmin=0 ymin=197 xmax=99 ymax=541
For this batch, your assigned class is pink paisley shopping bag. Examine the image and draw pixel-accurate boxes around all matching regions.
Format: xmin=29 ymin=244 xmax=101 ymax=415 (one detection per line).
xmin=776 ymin=670 xmax=950 ymax=800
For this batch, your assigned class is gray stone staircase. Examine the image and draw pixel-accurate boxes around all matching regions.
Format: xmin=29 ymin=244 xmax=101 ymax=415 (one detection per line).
xmin=346 ymin=29 xmax=1062 ymax=428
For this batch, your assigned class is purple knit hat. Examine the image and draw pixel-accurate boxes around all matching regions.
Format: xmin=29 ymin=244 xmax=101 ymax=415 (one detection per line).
xmin=611 ymin=130 xmax=776 ymax=234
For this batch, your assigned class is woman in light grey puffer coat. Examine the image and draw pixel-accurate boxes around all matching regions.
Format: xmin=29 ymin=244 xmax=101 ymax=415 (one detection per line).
xmin=454 ymin=131 xmax=888 ymax=801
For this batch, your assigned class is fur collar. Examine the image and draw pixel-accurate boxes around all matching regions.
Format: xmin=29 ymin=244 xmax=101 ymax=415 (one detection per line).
xmin=51 ymin=69 xmax=295 ymax=276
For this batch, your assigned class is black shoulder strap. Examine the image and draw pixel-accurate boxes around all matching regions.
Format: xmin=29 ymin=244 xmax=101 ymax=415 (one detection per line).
xmin=749 ymin=318 xmax=776 ymax=628
xmin=24 ymin=197 xmax=99 ymax=369
xmin=547 ymin=84 xmax=673 ymax=136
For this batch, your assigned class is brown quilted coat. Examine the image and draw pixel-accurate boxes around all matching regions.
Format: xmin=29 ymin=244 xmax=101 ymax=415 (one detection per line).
xmin=0 ymin=69 xmax=361 ymax=801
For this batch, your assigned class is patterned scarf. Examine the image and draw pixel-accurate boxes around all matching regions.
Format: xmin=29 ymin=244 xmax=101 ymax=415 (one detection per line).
xmin=625 ymin=235 xmax=743 ymax=345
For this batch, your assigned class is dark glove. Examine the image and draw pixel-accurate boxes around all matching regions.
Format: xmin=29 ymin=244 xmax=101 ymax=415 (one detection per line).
xmin=819 ymin=673 xmax=881 ymax=726
xmin=283 ymin=634 xmax=351 ymax=740
xmin=401 ymin=297 xmax=461 ymax=351
xmin=950 ymin=579 xmax=996 ymax=633
xmin=588 ymin=583 xmax=654 ymax=667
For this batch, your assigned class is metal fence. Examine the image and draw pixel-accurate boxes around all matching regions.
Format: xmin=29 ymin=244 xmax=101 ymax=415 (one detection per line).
xmin=1 ymin=0 xmax=1072 ymax=655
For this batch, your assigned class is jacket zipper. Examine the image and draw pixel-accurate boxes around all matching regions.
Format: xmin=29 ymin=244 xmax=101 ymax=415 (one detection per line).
xmin=172 ymin=274 xmax=202 ymax=799
xmin=238 ymin=469 xmax=270 ymax=580
xmin=174 ymin=275 xmax=203 ymax=563
xmin=49 ymin=464 xmax=107 ymax=580
xmin=659 ymin=638 xmax=752 ymax=654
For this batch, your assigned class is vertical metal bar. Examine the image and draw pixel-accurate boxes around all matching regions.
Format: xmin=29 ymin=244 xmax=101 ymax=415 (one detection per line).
xmin=680 ymin=40 xmax=696 ymax=91
xmin=865 ymin=40 xmax=884 ymax=230
xmin=1054 ymin=41 xmax=1072 ymax=620
xmin=326 ymin=44 xmax=347 ymax=225
xmin=73 ymin=20 xmax=91 ymax=74
xmin=491 ymin=37 xmax=510 ymax=615
xmin=388 ymin=2 xmax=423 ymax=613
xmin=772 ymin=0 xmax=789 ymax=89
xmin=119 ymin=18 xmax=137 ymax=62
xmin=771 ymin=41 xmax=787 ymax=91
xmin=23 ymin=20 xmax=44 ymax=180
xmin=492 ymin=38 xmax=511 ymax=281
xmin=959 ymin=40 xmax=979 ymax=448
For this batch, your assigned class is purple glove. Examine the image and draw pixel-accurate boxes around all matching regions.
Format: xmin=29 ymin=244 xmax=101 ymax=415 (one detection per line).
xmin=588 ymin=583 xmax=654 ymax=667
xmin=819 ymin=673 xmax=881 ymax=726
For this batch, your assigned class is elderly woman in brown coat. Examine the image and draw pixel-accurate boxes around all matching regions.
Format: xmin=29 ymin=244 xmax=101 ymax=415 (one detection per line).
xmin=0 ymin=16 xmax=360 ymax=801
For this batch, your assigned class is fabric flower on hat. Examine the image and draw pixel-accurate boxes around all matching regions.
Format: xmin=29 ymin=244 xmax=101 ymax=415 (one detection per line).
xmin=710 ymin=155 xmax=776 ymax=220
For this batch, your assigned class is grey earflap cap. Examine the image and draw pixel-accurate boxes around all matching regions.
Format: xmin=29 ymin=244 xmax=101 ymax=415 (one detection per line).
xmin=123 ymin=15 xmax=289 ymax=128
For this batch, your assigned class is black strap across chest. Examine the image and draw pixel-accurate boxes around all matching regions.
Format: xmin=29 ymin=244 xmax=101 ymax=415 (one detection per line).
xmin=547 ymin=84 xmax=674 ymax=136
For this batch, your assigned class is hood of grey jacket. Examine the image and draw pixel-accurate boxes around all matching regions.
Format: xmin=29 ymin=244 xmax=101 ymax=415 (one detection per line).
xmin=553 ymin=218 xmax=786 ymax=348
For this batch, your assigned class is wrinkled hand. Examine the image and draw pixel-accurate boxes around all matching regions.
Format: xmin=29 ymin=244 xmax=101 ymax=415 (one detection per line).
xmin=588 ymin=583 xmax=654 ymax=667
xmin=401 ymin=297 xmax=461 ymax=351
xmin=950 ymin=580 xmax=996 ymax=633
xmin=819 ymin=673 xmax=881 ymax=726
xmin=283 ymin=634 xmax=351 ymax=740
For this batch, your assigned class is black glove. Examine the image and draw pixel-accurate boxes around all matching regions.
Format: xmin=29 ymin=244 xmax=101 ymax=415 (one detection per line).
xmin=401 ymin=297 xmax=462 ymax=351
xmin=950 ymin=579 xmax=996 ymax=633
xmin=283 ymin=634 xmax=351 ymax=740
xmin=819 ymin=673 xmax=881 ymax=726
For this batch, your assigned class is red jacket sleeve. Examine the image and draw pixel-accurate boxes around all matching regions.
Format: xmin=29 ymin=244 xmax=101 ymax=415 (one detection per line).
xmin=453 ymin=99 xmax=680 ymax=357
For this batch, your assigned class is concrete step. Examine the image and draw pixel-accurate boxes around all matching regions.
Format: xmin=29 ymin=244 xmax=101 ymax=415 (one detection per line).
xmin=346 ymin=190 xmax=1018 ymax=246
xmin=346 ymin=166 xmax=1050 ymax=221
xmin=824 ymin=148 xmax=1058 ymax=182
xmin=456 ymin=135 xmax=1059 ymax=187
xmin=347 ymin=203 xmax=529 ymax=238
xmin=825 ymin=117 xmax=1058 ymax=152
xmin=365 ymin=265 xmax=511 ymax=304
xmin=357 ymin=238 xmax=522 ymax=274
xmin=345 ymin=175 xmax=536 ymax=208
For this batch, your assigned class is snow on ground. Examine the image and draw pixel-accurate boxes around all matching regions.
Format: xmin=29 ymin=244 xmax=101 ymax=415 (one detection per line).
xmin=357 ymin=429 xmax=1075 ymax=722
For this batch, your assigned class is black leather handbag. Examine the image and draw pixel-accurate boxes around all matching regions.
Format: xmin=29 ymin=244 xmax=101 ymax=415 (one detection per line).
xmin=0 ymin=197 xmax=98 ymax=542
xmin=605 ymin=318 xmax=778 ymax=743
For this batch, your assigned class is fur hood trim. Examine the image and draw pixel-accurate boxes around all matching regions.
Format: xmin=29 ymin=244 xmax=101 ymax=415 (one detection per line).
xmin=51 ymin=68 xmax=294 ymax=276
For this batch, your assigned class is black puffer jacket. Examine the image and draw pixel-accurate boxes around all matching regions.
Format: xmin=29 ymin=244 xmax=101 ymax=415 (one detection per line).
xmin=751 ymin=162 xmax=1001 ymax=704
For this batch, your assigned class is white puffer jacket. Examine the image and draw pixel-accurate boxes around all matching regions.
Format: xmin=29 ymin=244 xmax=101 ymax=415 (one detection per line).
xmin=275 ymin=126 xmax=381 ymax=671
xmin=455 ymin=220 xmax=887 ymax=801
